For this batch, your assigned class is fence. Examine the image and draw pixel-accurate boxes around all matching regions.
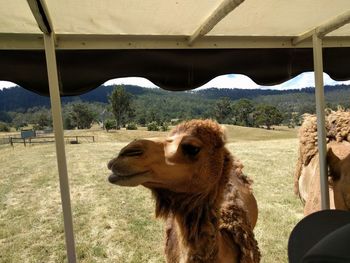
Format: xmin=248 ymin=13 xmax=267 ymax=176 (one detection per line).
xmin=0 ymin=137 xmax=10 ymax=145
xmin=9 ymin=135 xmax=95 ymax=147
xmin=64 ymin=135 xmax=95 ymax=144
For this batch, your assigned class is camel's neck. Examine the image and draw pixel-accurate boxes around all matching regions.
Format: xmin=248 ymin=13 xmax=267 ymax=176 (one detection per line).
xmin=151 ymin=150 xmax=233 ymax=262
xmin=176 ymin=201 xmax=220 ymax=261
xmin=152 ymin=188 xmax=224 ymax=262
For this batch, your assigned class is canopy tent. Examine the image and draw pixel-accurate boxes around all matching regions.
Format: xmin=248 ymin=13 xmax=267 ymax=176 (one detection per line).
xmin=2 ymin=0 xmax=350 ymax=95
xmin=1 ymin=0 xmax=350 ymax=262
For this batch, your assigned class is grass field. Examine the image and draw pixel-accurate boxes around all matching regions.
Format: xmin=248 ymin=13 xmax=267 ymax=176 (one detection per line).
xmin=0 ymin=125 xmax=302 ymax=263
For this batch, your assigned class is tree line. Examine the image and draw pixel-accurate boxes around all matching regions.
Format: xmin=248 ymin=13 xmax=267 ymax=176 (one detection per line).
xmin=94 ymin=86 xmax=286 ymax=131
xmin=0 ymin=85 xmax=288 ymax=132
xmin=2 ymin=83 xmax=350 ymax=112
xmin=1 ymin=84 xmax=349 ymax=132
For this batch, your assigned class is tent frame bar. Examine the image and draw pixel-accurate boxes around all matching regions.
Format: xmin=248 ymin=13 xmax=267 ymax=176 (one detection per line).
xmin=27 ymin=0 xmax=54 ymax=35
xmin=2 ymin=34 xmax=350 ymax=50
xmin=43 ymin=32 xmax=77 ymax=263
xmin=308 ymin=10 xmax=350 ymax=210
xmin=188 ymin=0 xmax=244 ymax=45
xmin=317 ymin=10 xmax=350 ymax=38
xmin=293 ymin=10 xmax=350 ymax=45
xmin=312 ymin=33 xmax=330 ymax=210
xmin=28 ymin=0 xmax=77 ymax=261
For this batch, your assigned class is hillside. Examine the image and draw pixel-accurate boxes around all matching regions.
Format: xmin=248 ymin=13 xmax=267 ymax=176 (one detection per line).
xmin=1 ymin=83 xmax=350 ymax=112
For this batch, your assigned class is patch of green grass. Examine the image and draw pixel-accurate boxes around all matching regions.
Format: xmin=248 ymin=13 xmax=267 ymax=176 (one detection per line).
xmin=0 ymin=127 xmax=302 ymax=262
xmin=224 ymin=125 xmax=297 ymax=142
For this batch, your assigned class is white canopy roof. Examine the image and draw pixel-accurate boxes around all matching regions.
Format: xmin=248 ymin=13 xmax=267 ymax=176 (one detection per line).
xmin=1 ymin=0 xmax=350 ymax=50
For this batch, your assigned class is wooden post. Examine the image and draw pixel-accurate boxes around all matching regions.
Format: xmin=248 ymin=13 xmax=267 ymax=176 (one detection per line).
xmin=44 ymin=32 xmax=77 ymax=263
xmin=313 ymin=33 xmax=330 ymax=210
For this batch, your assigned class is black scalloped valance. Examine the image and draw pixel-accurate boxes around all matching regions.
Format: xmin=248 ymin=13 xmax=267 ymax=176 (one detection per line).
xmin=1 ymin=48 xmax=350 ymax=96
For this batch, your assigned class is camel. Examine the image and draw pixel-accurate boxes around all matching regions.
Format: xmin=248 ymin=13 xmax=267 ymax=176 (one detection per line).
xmin=108 ymin=119 xmax=260 ymax=263
xmin=294 ymin=110 xmax=350 ymax=215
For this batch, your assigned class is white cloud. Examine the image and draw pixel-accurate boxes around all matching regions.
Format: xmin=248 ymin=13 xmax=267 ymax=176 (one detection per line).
xmin=0 ymin=77 xmax=159 ymax=90
xmin=195 ymin=72 xmax=350 ymax=90
xmin=196 ymin=74 xmax=261 ymax=90
xmin=1 ymin=73 xmax=350 ymax=91
xmin=0 ymin=81 xmax=17 ymax=90
xmin=103 ymin=77 xmax=158 ymax=88
xmin=268 ymin=72 xmax=350 ymax=90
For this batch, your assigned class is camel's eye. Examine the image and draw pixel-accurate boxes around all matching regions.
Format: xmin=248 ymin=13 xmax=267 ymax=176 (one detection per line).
xmin=182 ymin=144 xmax=200 ymax=157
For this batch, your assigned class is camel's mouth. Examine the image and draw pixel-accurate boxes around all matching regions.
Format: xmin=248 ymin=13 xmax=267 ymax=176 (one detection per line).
xmin=108 ymin=170 xmax=150 ymax=186
xmin=142 ymin=181 xmax=167 ymax=189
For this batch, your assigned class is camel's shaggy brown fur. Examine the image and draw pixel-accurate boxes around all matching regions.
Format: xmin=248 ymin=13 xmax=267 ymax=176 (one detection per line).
xmin=152 ymin=120 xmax=260 ymax=262
xmin=108 ymin=119 xmax=260 ymax=262
xmin=294 ymin=109 xmax=350 ymax=195
xmin=170 ymin=119 xmax=227 ymax=149
xmin=220 ymin=163 xmax=260 ymax=263
xmin=152 ymin=153 xmax=260 ymax=262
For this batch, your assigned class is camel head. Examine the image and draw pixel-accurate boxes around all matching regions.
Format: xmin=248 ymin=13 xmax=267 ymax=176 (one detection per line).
xmin=107 ymin=119 xmax=231 ymax=194
xmin=327 ymin=145 xmax=350 ymax=210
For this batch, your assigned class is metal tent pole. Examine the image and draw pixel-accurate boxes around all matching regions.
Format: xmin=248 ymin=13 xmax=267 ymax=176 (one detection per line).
xmin=293 ymin=9 xmax=350 ymax=210
xmin=44 ymin=32 xmax=77 ymax=263
xmin=312 ymin=33 xmax=330 ymax=210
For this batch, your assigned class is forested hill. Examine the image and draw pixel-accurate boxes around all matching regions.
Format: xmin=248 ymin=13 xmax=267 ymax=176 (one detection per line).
xmin=1 ymin=83 xmax=350 ymax=112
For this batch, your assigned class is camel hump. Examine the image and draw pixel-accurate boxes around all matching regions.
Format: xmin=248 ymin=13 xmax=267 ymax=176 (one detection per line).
xmin=295 ymin=110 xmax=350 ymax=194
xmin=297 ymin=110 xmax=350 ymax=168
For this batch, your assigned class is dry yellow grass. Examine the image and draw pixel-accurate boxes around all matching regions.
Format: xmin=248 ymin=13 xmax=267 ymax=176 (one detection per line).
xmin=0 ymin=125 xmax=300 ymax=263
xmin=228 ymin=139 xmax=303 ymax=263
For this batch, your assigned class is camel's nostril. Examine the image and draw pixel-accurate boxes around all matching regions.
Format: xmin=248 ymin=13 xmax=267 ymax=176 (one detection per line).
xmin=119 ymin=147 xmax=144 ymax=157
xmin=107 ymin=159 xmax=115 ymax=170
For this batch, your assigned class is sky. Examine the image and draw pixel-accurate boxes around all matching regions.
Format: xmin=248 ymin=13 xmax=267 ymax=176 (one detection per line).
xmin=1 ymin=72 xmax=350 ymax=91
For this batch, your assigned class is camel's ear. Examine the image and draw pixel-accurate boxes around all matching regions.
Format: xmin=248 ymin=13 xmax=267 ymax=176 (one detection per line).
xmin=327 ymin=147 xmax=341 ymax=179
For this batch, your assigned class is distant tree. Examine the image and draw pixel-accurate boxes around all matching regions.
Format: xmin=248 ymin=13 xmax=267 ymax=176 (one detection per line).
xmin=299 ymin=103 xmax=316 ymax=114
xmin=284 ymin=111 xmax=301 ymax=128
xmin=147 ymin=121 xmax=160 ymax=131
xmin=99 ymin=108 xmax=113 ymax=130
xmin=212 ymin=97 xmax=233 ymax=124
xmin=122 ymin=105 xmax=136 ymax=127
xmin=0 ymin=111 xmax=12 ymax=123
xmin=137 ymin=113 xmax=147 ymax=126
xmin=108 ymin=86 xmax=133 ymax=129
xmin=11 ymin=113 xmax=27 ymax=131
xmin=160 ymin=122 xmax=169 ymax=131
xmin=144 ymin=108 xmax=163 ymax=125
xmin=0 ymin=122 xmax=10 ymax=132
xmin=126 ymin=122 xmax=138 ymax=130
xmin=254 ymin=104 xmax=283 ymax=129
xmin=232 ymin=99 xmax=255 ymax=127
xmin=104 ymin=119 xmax=117 ymax=132
xmin=64 ymin=115 xmax=75 ymax=130
xmin=33 ymin=111 xmax=51 ymax=130
xmin=69 ymin=103 xmax=95 ymax=129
